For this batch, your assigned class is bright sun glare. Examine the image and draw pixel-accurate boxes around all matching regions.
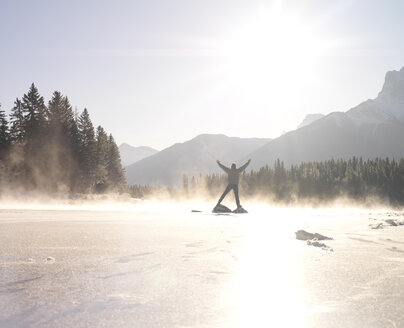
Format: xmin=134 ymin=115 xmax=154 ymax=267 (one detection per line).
xmin=221 ymin=4 xmax=330 ymax=106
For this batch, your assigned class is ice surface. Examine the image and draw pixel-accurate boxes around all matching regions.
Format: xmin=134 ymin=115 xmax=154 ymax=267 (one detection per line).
xmin=0 ymin=205 xmax=404 ymax=327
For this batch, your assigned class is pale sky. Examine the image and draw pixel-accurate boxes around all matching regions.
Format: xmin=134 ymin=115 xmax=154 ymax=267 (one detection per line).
xmin=1 ymin=0 xmax=404 ymax=150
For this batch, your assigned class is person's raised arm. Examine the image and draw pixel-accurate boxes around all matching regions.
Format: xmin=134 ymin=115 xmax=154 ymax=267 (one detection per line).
xmin=237 ymin=159 xmax=251 ymax=172
xmin=216 ymin=160 xmax=230 ymax=173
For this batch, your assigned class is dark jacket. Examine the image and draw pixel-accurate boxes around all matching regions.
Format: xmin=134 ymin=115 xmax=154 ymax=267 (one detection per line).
xmin=217 ymin=161 xmax=250 ymax=185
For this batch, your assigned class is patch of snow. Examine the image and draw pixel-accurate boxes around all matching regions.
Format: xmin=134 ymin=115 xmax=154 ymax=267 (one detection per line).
xmin=341 ymin=67 xmax=404 ymax=127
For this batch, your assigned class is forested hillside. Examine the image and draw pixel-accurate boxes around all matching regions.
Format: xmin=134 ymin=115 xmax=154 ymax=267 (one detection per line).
xmin=0 ymin=83 xmax=126 ymax=195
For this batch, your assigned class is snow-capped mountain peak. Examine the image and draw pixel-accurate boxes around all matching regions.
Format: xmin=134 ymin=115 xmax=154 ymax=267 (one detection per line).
xmin=378 ymin=66 xmax=404 ymax=99
xmin=347 ymin=67 xmax=404 ymax=124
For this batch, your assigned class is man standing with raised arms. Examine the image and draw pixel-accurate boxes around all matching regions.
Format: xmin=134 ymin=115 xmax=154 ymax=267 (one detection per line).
xmin=215 ymin=159 xmax=251 ymax=212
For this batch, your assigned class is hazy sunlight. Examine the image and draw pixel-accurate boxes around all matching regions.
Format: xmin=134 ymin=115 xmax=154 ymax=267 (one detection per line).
xmin=221 ymin=4 xmax=331 ymax=108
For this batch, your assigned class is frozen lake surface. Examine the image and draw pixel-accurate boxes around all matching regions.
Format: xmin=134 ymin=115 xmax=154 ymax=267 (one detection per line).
xmin=1 ymin=203 xmax=404 ymax=327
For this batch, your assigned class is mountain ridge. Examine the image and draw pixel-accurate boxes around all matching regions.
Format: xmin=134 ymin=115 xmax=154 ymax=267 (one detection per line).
xmin=297 ymin=113 xmax=325 ymax=129
xmin=119 ymin=143 xmax=158 ymax=167
xmin=125 ymin=134 xmax=271 ymax=186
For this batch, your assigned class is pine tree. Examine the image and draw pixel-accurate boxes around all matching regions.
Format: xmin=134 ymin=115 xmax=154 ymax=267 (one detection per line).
xmin=69 ymin=110 xmax=81 ymax=192
xmin=95 ymin=126 xmax=109 ymax=192
xmin=61 ymin=97 xmax=75 ymax=136
xmin=45 ymin=92 xmax=80 ymax=191
xmin=0 ymin=104 xmax=9 ymax=159
xmin=9 ymin=98 xmax=25 ymax=142
xmin=21 ymin=83 xmax=47 ymax=140
xmin=48 ymin=93 xmax=75 ymax=135
xmin=17 ymin=84 xmax=48 ymax=189
xmin=106 ymin=134 xmax=125 ymax=191
xmin=62 ymin=97 xmax=81 ymax=192
xmin=46 ymin=91 xmax=64 ymax=190
xmin=77 ymin=108 xmax=96 ymax=191
xmin=6 ymin=98 xmax=26 ymax=187
xmin=47 ymin=91 xmax=64 ymax=128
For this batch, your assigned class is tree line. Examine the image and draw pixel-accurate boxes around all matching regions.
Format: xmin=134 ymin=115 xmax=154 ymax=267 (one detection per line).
xmin=238 ymin=158 xmax=404 ymax=204
xmin=129 ymin=157 xmax=404 ymax=204
xmin=0 ymin=83 xmax=126 ymax=196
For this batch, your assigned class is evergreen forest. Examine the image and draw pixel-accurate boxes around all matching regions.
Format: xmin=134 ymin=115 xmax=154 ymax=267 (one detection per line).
xmin=130 ymin=157 xmax=404 ymax=205
xmin=0 ymin=83 xmax=126 ymax=196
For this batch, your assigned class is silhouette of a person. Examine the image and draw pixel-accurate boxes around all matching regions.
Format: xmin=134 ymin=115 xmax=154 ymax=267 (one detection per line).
xmin=216 ymin=159 xmax=251 ymax=208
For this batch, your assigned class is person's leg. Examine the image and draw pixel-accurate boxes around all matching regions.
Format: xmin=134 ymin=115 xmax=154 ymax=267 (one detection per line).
xmin=233 ymin=184 xmax=241 ymax=208
xmin=217 ymin=185 xmax=232 ymax=204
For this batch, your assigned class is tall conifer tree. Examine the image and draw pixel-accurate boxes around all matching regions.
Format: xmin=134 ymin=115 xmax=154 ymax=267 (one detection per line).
xmin=9 ymin=98 xmax=25 ymax=143
xmin=48 ymin=91 xmax=64 ymax=128
xmin=106 ymin=134 xmax=126 ymax=190
xmin=21 ymin=83 xmax=47 ymax=139
xmin=77 ymin=108 xmax=96 ymax=191
xmin=46 ymin=92 xmax=79 ymax=191
xmin=95 ymin=126 xmax=109 ymax=191
xmin=19 ymin=84 xmax=48 ymax=189
xmin=0 ymin=104 xmax=9 ymax=159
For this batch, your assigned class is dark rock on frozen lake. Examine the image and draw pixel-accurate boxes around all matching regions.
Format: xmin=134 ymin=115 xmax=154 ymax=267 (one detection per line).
xmin=385 ymin=219 xmax=404 ymax=226
xmin=233 ymin=207 xmax=248 ymax=214
xmin=369 ymin=223 xmax=384 ymax=229
xmin=212 ymin=204 xmax=232 ymax=213
xmin=307 ymin=240 xmax=334 ymax=251
xmin=295 ymin=230 xmax=333 ymax=241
